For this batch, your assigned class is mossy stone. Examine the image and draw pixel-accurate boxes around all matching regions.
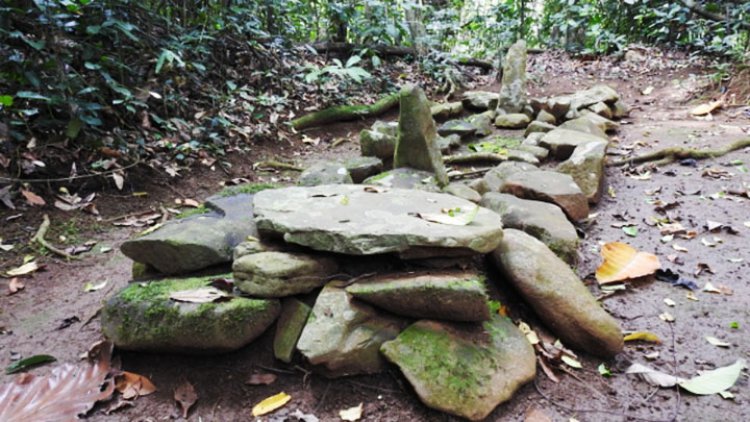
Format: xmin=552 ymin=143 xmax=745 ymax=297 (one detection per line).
xmin=273 ymin=298 xmax=311 ymax=363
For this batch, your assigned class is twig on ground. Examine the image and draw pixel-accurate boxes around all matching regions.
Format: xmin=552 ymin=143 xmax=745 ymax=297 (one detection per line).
xmin=31 ymin=214 xmax=79 ymax=260
xmin=608 ymin=138 xmax=750 ymax=167
xmin=443 ymin=153 xmax=509 ymax=165
xmin=255 ymin=160 xmax=303 ymax=172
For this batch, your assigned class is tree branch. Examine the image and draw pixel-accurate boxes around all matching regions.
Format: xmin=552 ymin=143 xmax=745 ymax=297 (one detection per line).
xmin=607 ymin=138 xmax=750 ymax=167
xmin=290 ymin=93 xmax=399 ymax=130
xmin=679 ymin=0 xmax=750 ymax=30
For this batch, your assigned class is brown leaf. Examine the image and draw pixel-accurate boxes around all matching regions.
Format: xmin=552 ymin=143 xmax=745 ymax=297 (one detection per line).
xmin=0 ymin=341 xmax=114 ymax=421
xmin=8 ymin=278 xmax=24 ymax=295
xmin=246 ymin=373 xmax=277 ymax=386
xmin=21 ymin=189 xmax=45 ymax=206
xmin=595 ymin=242 xmax=661 ymax=284
xmin=690 ymin=100 xmax=723 ymax=116
xmin=174 ymin=380 xmax=198 ymax=418
xmin=115 ymin=371 xmax=157 ymax=399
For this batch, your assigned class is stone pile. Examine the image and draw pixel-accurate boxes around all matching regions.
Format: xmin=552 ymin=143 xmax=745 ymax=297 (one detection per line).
xmin=106 ymin=46 xmax=631 ymax=419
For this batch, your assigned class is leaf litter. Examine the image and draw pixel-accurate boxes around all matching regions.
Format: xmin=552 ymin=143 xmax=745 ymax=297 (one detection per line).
xmin=174 ymin=380 xmax=198 ymax=418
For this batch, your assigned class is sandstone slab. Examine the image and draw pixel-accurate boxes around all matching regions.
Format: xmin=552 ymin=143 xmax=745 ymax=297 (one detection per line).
xmin=497 ymin=40 xmax=528 ymax=113
xmin=539 ymin=128 xmax=607 ymax=160
xmin=233 ymin=251 xmax=339 ymax=297
xmin=557 ymin=140 xmax=608 ymax=204
xmin=363 ymin=168 xmax=441 ymax=192
xmin=500 ymin=170 xmax=589 ymax=221
xmin=298 ymin=161 xmax=353 ymax=186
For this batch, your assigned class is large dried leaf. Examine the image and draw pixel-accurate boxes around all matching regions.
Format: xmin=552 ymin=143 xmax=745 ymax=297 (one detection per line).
xmin=679 ymin=359 xmax=746 ymax=395
xmin=0 ymin=342 xmax=114 ymax=422
xmin=115 ymin=371 xmax=156 ymax=399
xmin=626 ymin=363 xmax=685 ymax=388
xmin=596 ymin=242 xmax=661 ymax=284
xmin=690 ymin=100 xmax=723 ymax=116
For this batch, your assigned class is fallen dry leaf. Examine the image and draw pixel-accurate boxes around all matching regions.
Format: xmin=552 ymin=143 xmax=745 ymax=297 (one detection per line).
xmin=115 ymin=371 xmax=157 ymax=399
xmin=627 ymin=363 xmax=685 ymax=387
xmin=174 ymin=380 xmax=198 ymax=418
xmin=690 ymin=100 xmax=723 ymax=116
xmin=251 ymin=392 xmax=291 ymax=417
xmin=245 ymin=373 xmax=277 ymax=386
xmin=169 ymin=287 xmax=230 ymax=303
xmin=7 ymin=278 xmax=24 ymax=295
xmin=524 ymin=407 xmax=553 ymax=422
xmin=0 ymin=341 xmax=114 ymax=421
xmin=5 ymin=261 xmax=40 ymax=277
xmin=624 ymin=331 xmax=661 ymax=344
xmin=706 ymin=336 xmax=731 ymax=348
xmin=596 ymin=242 xmax=661 ymax=284
xmin=339 ymin=403 xmax=363 ymax=421
xmin=20 ymin=189 xmax=45 ymax=206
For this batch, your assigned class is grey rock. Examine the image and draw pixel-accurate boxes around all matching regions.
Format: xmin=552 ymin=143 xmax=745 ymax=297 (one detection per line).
xmin=557 ymin=140 xmax=608 ymax=204
xmin=438 ymin=120 xmax=477 ymax=138
xmin=588 ymin=101 xmax=613 ymax=119
xmin=570 ymin=84 xmax=619 ymax=110
xmin=232 ymin=238 xmax=269 ymax=260
xmin=466 ymin=111 xmax=495 ymax=136
xmin=515 ymin=144 xmax=549 ymax=160
xmin=121 ymin=194 xmax=257 ymax=275
xmin=523 ymin=121 xmax=556 ymax=137
xmin=394 ymin=85 xmax=449 ymax=186
xmin=253 ymin=185 xmax=504 ymax=259
xmin=579 ymin=110 xmax=620 ymax=132
xmin=298 ymin=161 xmax=353 ymax=186
xmin=343 ymin=156 xmax=384 ymax=183
xmin=233 ymin=251 xmax=339 ymax=297
xmin=431 ymin=101 xmax=463 ymax=120
xmin=497 ymin=40 xmax=528 ymax=113
xmin=489 ymin=230 xmax=624 ymax=357
xmin=475 ymin=161 xmax=538 ymax=194
xmin=443 ymin=182 xmax=481 ymax=203
xmin=480 ymin=193 xmax=578 ymax=264
xmin=530 ymin=96 xmax=571 ymax=119
xmin=559 ymin=117 xmax=608 ymax=140
xmin=522 ymin=132 xmax=545 ymax=147
xmin=539 ymin=128 xmax=607 ymax=160
xmin=273 ymin=298 xmax=311 ymax=363
xmin=500 ymin=170 xmax=590 ymax=221
xmin=346 ymin=271 xmax=491 ymax=321
xmin=535 ymin=109 xmax=556 ymax=124
xmin=101 ymin=275 xmax=280 ymax=353
xmin=381 ymin=316 xmax=536 ymax=421
xmin=612 ymin=100 xmax=630 ymax=118
xmin=297 ymin=283 xmax=404 ymax=376
xmin=461 ymin=91 xmax=499 ymax=111
xmin=507 ymin=149 xmax=540 ymax=165
xmin=359 ymin=128 xmax=396 ymax=160
xmin=363 ymin=168 xmax=441 ymax=192
xmin=494 ymin=113 xmax=530 ymax=129
xmin=437 ymin=134 xmax=462 ymax=154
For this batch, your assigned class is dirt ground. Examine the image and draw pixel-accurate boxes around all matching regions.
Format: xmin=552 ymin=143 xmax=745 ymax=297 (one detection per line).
xmin=1 ymin=51 xmax=748 ymax=421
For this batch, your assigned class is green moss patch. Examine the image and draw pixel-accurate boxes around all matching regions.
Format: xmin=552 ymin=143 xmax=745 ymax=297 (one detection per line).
xmin=217 ymin=183 xmax=278 ymax=198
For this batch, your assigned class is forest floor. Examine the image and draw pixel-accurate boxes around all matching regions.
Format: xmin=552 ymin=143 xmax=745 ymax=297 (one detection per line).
xmin=1 ymin=50 xmax=749 ymax=421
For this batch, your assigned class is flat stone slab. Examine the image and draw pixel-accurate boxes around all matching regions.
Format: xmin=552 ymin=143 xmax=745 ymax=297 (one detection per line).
xmin=346 ymin=271 xmax=491 ymax=321
xmin=490 ymin=230 xmax=623 ymax=357
xmin=539 ymin=128 xmax=609 ymax=160
xmin=273 ymin=298 xmax=311 ymax=363
xmin=233 ymin=251 xmax=339 ymax=297
xmin=381 ymin=316 xmax=536 ymax=421
xmin=363 ymin=168 xmax=441 ymax=192
xmin=101 ymin=275 xmax=280 ymax=354
xmin=500 ymin=170 xmax=589 ymax=221
xmin=298 ymin=161 xmax=353 ymax=186
xmin=437 ymin=120 xmax=477 ymax=138
xmin=481 ymin=193 xmax=579 ymax=264
xmin=120 ymin=194 xmax=257 ymax=275
xmin=253 ymin=185 xmax=504 ymax=259
xmin=495 ymin=113 xmax=530 ymax=128
xmin=297 ymin=283 xmax=404 ymax=376
xmin=461 ymin=91 xmax=499 ymax=111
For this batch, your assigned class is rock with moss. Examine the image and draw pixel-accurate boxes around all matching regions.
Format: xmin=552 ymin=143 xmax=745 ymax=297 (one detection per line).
xmin=515 ymin=144 xmax=549 ymax=161
xmin=253 ymin=185 xmax=504 ymax=259
xmin=298 ymin=161 xmax=353 ymax=186
xmin=381 ymin=315 xmax=536 ymax=421
xmin=579 ymin=109 xmax=620 ymax=132
xmin=461 ymin=91 xmax=499 ymax=111
xmin=362 ymin=168 xmax=441 ymax=192
xmin=535 ymin=109 xmax=556 ymax=124
xmin=490 ymin=230 xmax=624 ymax=357
xmin=232 ymin=237 xmax=271 ymax=261
xmin=466 ymin=110 xmax=495 ymax=136
xmin=539 ymin=128 xmax=607 ymax=160
xmin=214 ymin=183 xmax=277 ymax=198
xmin=346 ymin=271 xmax=490 ymax=321
xmin=273 ymin=298 xmax=312 ymax=363
xmin=530 ymin=96 xmax=571 ymax=120
xmin=497 ymin=40 xmax=528 ymax=114
xmin=437 ymin=120 xmax=477 ymax=139
xmin=343 ymin=156 xmax=383 ymax=183
xmin=523 ymin=121 xmax=556 ymax=137
xmin=437 ymin=134 xmax=462 ymax=154
xmin=506 ymin=149 xmax=540 ymax=165
xmin=233 ymin=251 xmax=339 ymax=297
xmin=523 ymin=132 xmax=545 ymax=147
xmin=121 ymin=194 xmax=257 ymax=275
xmin=360 ymin=121 xmax=398 ymax=159
xmin=612 ymin=99 xmax=630 ymax=118
xmin=501 ymin=170 xmax=589 ymax=221
xmin=557 ymin=140 xmax=608 ymax=204
xmin=394 ymin=85 xmax=449 ymax=187
xmin=473 ymin=161 xmax=538 ymax=195
xmin=480 ymin=193 xmax=578 ymax=264
xmin=443 ymin=182 xmax=481 ymax=203
xmin=495 ymin=113 xmax=530 ymax=129
xmin=296 ymin=283 xmax=404 ymax=377
xmin=570 ymin=84 xmax=619 ymax=110
xmin=101 ymin=275 xmax=280 ymax=353
xmin=431 ymin=101 xmax=464 ymax=120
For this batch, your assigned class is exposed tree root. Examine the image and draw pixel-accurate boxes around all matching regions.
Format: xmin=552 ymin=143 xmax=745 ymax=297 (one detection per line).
xmin=443 ymin=153 xmax=508 ymax=165
xmin=291 ymin=93 xmax=399 ymax=130
xmin=255 ymin=160 xmax=303 ymax=172
xmin=31 ymin=214 xmax=79 ymax=260
xmin=608 ymin=138 xmax=750 ymax=167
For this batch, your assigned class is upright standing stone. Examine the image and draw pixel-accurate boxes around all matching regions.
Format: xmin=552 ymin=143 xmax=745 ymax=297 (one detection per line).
xmin=497 ymin=40 xmax=528 ymax=114
xmin=394 ymin=84 xmax=449 ymax=186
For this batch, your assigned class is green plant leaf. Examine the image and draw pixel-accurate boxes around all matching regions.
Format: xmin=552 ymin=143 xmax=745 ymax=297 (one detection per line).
xmin=6 ymin=355 xmax=57 ymax=374
xmin=15 ymin=91 xmax=51 ymax=102
xmin=345 ymin=55 xmax=362 ymax=68
xmin=0 ymin=95 xmax=13 ymax=107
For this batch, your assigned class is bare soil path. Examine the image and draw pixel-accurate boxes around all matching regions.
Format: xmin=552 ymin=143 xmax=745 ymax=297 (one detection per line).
xmin=1 ymin=51 xmax=748 ymax=421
